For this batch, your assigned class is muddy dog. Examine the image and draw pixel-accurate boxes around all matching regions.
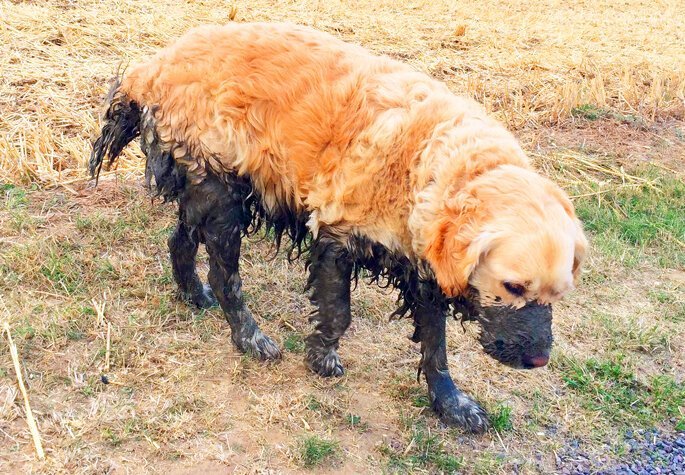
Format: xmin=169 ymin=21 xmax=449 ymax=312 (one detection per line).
xmin=90 ymin=22 xmax=587 ymax=433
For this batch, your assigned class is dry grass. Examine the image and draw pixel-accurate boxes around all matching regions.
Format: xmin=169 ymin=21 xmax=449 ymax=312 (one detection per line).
xmin=1 ymin=0 xmax=684 ymax=185
xmin=1 ymin=0 xmax=684 ymax=473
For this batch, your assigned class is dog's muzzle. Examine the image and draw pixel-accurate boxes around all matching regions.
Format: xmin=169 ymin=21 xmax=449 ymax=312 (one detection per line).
xmin=454 ymin=293 xmax=553 ymax=369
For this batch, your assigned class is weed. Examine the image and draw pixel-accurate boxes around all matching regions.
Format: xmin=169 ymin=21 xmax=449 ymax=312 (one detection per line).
xmin=595 ymin=312 xmax=669 ymax=354
xmin=345 ymin=413 xmax=369 ymax=432
xmin=102 ymin=427 xmax=122 ymax=447
xmin=559 ymin=356 xmax=685 ymax=429
xmin=2 ymin=184 xmax=28 ymax=209
xmin=490 ymin=403 xmax=514 ymax=432
xmin=574 ymin=170 xmax=685 ymax=268
xmin=81 ymin=385 xmax=96 ymax=398
xmin=572 ymin=104 xmax=606 ymax=121
xmin=299 ymin=435 xmax=339 ymax=467
xmin=384 ymin=419 xmax=464 ymax=473
xmin=306 ymin=395 xmax=322 ymax=412
xmin=40 ymin=246 xmax=83 ymax=295
xmin=473 ymin=452 xmax=506 ymax=475
xmin=14 ymin=319 xmax=36 ymax=340
xmin=284 ymin=333 xmax=305 ymax=353
xmin=389 ymin=379 xmax=431 ymax=408
xmin=94 ymin=258 xmax=119 ymax=280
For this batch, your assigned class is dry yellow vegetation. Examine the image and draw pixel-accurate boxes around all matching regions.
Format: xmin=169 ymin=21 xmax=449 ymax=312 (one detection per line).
xmin=1 ymin=0 xmax=684 ymax=185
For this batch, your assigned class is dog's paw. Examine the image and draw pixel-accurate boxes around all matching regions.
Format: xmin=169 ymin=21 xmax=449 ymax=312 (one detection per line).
xmin=182 ymin=283 xmax=218 ymax=309
xmin=306 ymin=348 xmax=344 ymax=377
xmin=234 ymin=329 xmax=282 ymax=361
xmin=432 ymin=392 xmax=489 ymax=434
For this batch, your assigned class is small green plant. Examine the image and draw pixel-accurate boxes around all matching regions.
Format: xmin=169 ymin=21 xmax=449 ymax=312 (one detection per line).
xmin=2 ymin=184 xmax=28 ymax=209
xmin=40 ymin=249 xmax=83 ymax=295
xmin=383 ymin=418 xmax=463 ymax=473
xmin=345 ymin=413 xmax=369 ymax=432
xmin=102 ymin=427 xmax=122 ymax=447
xmin=284 ymin=333 xmax=305 ymax=353
xmin=305 ymin=395 xmax=322 ymax=412
xmin=473 ymin=452 xmax=506 ymax=475
xmin=390 ymin=379 xmax=430 ymax=408
xmin=490 ymin=403 xmax=513 ymax=432
xmin=299 ymin=435 xmax=339 ymax=467
xmin=14 ymin=320 xmax=36 ymax=340
xmin=572 ymin=104 xmax=607 ymax=121
xmin=595 ymin=312 xmax=669 ymax=354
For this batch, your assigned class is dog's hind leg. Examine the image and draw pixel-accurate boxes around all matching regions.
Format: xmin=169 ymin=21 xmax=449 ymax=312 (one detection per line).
xmin=168 ymin=205 xmax=217 ymax=309
xmin=305 ymin=234 xmax=353 ymax=377
xmin=199 ymin=181 xmax=282 ymax=361
xmin=413 ymin=303 xmax=489 ymax=433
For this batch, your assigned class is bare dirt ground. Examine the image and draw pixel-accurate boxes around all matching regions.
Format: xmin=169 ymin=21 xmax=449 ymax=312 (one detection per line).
xmin=1 ymin=0 xmax=684 ymax=473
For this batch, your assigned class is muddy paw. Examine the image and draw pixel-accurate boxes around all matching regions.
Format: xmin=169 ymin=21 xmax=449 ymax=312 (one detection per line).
xmin=432 ymin=392 xmax=489 ymax=434
xmin=182 ymin=283 xmax=218 ymax=309
xmin=234 ymin=329 xmax=282 ymax=361
xmin=306 ymin=348 xmax=344 ymax=377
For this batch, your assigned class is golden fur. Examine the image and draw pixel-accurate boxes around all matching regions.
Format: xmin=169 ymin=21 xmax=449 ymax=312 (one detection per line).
xmin=119 ymin=22 xmax=587 ymax=305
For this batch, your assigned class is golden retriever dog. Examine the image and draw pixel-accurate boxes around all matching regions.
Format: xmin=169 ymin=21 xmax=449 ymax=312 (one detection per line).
xmin=90 ymin=22 xmax=587 ymax=433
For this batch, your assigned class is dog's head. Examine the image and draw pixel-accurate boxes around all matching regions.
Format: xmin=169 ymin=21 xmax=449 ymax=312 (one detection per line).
xmin=424 ymin=165 xmax=587 ymax=369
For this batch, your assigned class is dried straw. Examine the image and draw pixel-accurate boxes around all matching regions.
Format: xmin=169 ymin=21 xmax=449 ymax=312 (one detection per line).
xmin=2 ymin=320 xmax=45 ymax=460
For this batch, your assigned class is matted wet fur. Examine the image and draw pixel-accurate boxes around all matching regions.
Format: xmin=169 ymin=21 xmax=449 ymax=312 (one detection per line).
xmin=90 ymin=22 xmax=587 ymax=433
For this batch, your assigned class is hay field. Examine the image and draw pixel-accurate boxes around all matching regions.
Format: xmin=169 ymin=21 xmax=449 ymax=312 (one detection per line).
xmin=1 ymin=0 xmax=684 ymax=473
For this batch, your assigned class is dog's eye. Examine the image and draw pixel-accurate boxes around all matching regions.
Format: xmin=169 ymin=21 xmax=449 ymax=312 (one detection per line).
xmin=503 ymin=281 xmax=526 ymax=296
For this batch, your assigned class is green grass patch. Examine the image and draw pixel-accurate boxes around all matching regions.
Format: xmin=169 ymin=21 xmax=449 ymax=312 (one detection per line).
xmin=489 ymin=403 xmax=514 ymax=432
xmin=389 ymin=378 xmax=431 ymax=408
xmin=574 ymin=170 xmax=684 ymax=268
xmin=648 ymin=289 xmax=685 ymax=323
xmin=299 ymin=435 xmax=339 ymax=468
xmin=594 ymin=312 xmax=669 ymax=354
xmin=345 ymin=413 xmax=369 ymax=432
xmin=283 ymin=333 xmax=305 ymax=353
xmin=40 ymin=247 xmax=84 ymax=295
xmin=382 ymin=418 xmax=463 ymax=473
xmin=572 ymin=104 xmax=607 ymax=121
xmin=571 ymin=104 xmax=646 ymax=128
xmin=473 ymin=452 xmax=506 ymax=475
xmin=558 ymin=355 xmax=685 ymax=429
xmin=1 ymin=184 xmax=28 ymax=209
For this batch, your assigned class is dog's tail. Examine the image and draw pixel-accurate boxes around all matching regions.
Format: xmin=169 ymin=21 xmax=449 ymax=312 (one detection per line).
xmin=89 ymin=76 xmax=141 ymax=182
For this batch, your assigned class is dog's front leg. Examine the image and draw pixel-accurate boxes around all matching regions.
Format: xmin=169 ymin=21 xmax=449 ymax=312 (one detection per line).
xmin=304 ymin=234 xmax=353 ymax=377
xmin=413 ymin=302 xmax=489 ymax=433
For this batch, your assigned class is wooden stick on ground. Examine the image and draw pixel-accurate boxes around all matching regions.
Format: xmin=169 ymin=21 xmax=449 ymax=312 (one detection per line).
xmin=105 ymin=321 xmax=111 ymax=372
xmin=3 ymin=322 xmax=45 ymax=459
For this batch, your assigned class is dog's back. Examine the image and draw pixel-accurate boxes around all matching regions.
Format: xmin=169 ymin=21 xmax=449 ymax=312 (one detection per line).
xmin=109 ymin=22 xmax=506 ymax=251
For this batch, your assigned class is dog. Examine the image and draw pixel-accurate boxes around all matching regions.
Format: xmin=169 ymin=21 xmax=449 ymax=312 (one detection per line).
xmin=90 ymin=22 xmax=587 ymax=433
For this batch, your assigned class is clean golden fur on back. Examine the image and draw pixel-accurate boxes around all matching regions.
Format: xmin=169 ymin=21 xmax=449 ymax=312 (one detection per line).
xmin=119 ymin=22 xmax=587 ymax=304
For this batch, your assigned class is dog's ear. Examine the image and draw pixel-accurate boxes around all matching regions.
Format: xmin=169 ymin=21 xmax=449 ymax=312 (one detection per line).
xmin=424 ymin=192 xmax=493 ymax=297
xmin=571 ymin=220 xmax=588 ymax=283
xmin=551 ymin=185 xmax=588 ymax=284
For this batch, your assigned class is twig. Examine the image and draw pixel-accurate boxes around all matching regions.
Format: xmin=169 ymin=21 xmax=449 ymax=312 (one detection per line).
xmin=495 ymin=428 xmax=509 ymax=453
xmin=105 ymin=321 xmax=111 ymax=371
xmin=92 ymin=297 xmax=106 ymax=326
xmin=3 ymin=323 xmax=45 ymax=459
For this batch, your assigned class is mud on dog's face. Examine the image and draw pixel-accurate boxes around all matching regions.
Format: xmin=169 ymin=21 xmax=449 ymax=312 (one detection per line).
xmin=425 ymin=166 xmax=588 ymax=369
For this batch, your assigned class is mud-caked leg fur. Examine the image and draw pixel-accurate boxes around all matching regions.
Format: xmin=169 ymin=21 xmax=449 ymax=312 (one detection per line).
xmin=168 ymin=209 xmax=217 ymax=309
xmin=305 ymin=234 xmax=353 ymax=377
xmin=183 ymin=176 xmax=281 ymax=361
xmin=413 ymin=303 xmax=489 ymax=433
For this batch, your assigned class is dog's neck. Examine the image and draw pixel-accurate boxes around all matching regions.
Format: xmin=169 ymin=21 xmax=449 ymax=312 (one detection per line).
xmin=407 ymin=114 xmax=531 ymax=261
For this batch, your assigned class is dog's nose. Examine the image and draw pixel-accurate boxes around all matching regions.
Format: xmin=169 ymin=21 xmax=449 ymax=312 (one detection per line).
xmin=522 ymin=354 xmax=549 ymax=368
